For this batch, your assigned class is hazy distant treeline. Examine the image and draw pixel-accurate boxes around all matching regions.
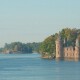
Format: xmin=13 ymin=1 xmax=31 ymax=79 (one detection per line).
xmin=0 ymin=42 xmax=41 ymax=54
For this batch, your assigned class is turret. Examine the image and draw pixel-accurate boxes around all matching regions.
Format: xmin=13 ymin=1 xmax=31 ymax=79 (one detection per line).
xmin=55 ymin=33 xmax=63 ymax=58
xmin=63 ymin=38 xmax=67 ymax=47
xmin=75 ymin=38 xmax=79 ymax=47
xmin=75 ymin=38 xmax=80 ymax=59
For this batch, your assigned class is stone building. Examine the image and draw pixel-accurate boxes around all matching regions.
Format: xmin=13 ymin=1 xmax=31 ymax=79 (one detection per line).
xmin=56 ymin=34 xmax=80 ymax=59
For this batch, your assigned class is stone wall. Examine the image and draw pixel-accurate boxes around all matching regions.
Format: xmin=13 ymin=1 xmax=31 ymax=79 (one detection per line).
xmin=64 ymin=46 xmax=75 ymax=58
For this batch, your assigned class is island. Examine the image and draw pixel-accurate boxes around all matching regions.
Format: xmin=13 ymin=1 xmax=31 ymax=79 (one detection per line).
xmin=39 ymin=28 xmax=80 ymax=59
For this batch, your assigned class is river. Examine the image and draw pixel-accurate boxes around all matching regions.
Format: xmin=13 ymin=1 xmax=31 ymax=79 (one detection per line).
xmin=0 ymin=53 xmax=80 ymax=80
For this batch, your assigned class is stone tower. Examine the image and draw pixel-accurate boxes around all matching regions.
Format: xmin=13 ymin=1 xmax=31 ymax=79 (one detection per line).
xmin=75 ymin=38 xmax=80 ymax=58
xmin=56 ymin=33 xmax=63 ymax=58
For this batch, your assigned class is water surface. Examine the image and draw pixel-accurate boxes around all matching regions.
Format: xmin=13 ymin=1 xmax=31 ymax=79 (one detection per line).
xmin=0 ymin=53 xmax=80 ymax=80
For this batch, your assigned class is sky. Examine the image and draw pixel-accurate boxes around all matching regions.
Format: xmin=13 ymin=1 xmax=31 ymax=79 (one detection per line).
xmin=0 ymin=0 xmax=80 ymax=47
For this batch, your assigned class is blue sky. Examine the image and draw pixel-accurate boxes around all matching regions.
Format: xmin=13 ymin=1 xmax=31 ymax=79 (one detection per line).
xmin=0 ymin=0 xmax=80 ymax=47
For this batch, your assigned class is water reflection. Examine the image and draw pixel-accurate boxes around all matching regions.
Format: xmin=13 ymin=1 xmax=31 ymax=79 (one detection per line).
xmin=55 ymin=58 xmax=80 ymax=62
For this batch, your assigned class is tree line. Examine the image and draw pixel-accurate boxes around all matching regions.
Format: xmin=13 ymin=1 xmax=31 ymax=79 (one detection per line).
xmin=0 ymin=28 xmax=80 ymax=56
xmin=0 ymin=42 xmax=41 ymax=54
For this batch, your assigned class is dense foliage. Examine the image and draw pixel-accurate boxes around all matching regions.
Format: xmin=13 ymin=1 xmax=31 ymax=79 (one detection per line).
xmin=0 ymin=42 xmax=41 ymax=54
xmin=39 ymin=28 xmax=80 ymax=58
xmin=39 ymin=35 xmax=56 ymax=54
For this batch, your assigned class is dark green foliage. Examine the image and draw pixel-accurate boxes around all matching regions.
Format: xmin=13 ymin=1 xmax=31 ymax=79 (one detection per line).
xmin=39 ymin=35 xmax=56 ymax=55
xmin=1 ymin=42 xmax=41 ymax=53
xmin=27 ymin=42 xmax=41 ymax=52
